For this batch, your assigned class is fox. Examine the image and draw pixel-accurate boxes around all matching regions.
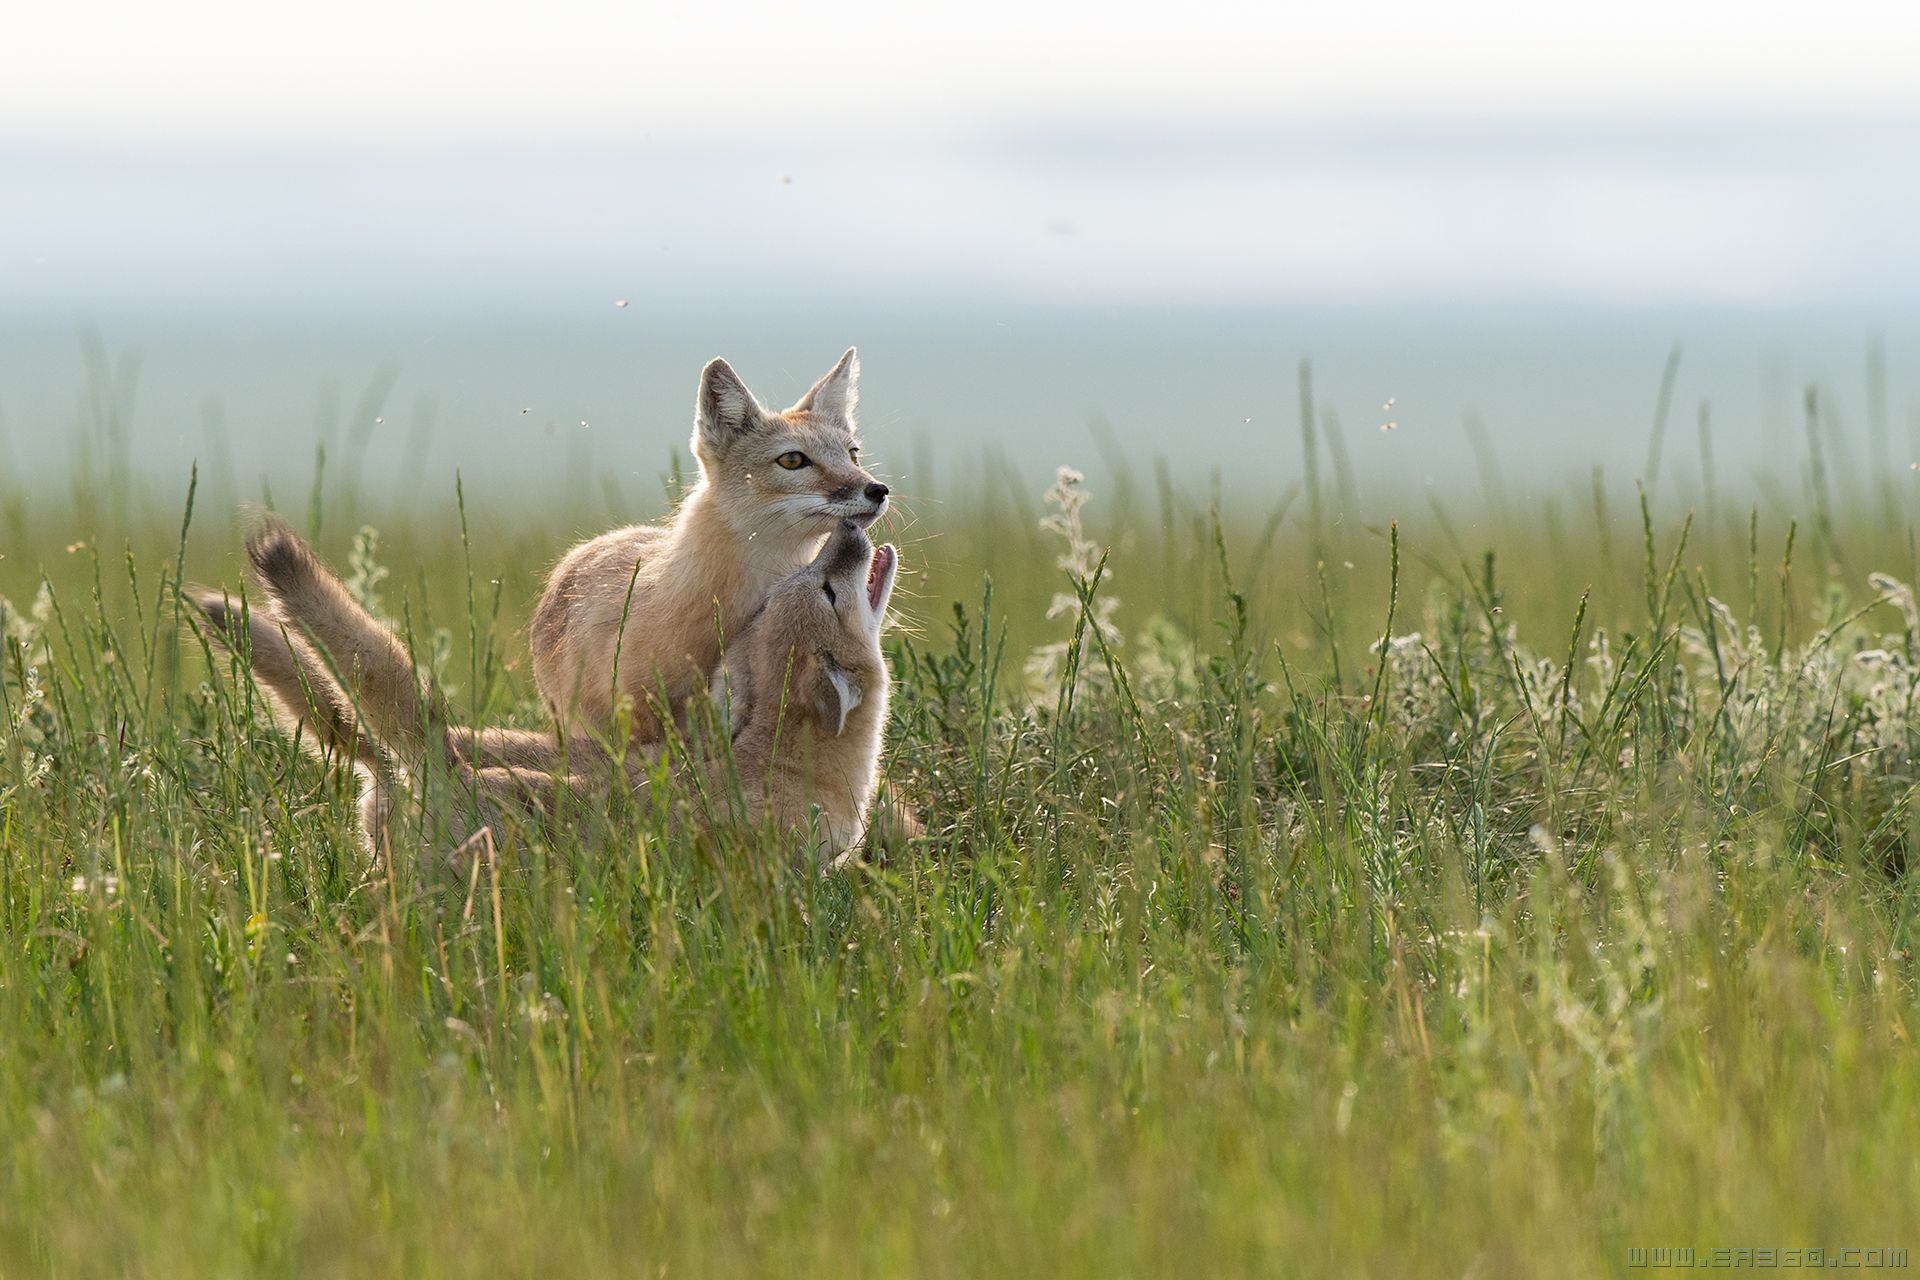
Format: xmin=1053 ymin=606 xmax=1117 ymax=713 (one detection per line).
xmin=194 ymin=515 xmax=900 ymax=860
xmin=193 ymin=535 xmax=575 ymax=850
xmin=530 ymin=348 xmax=890 ymax=741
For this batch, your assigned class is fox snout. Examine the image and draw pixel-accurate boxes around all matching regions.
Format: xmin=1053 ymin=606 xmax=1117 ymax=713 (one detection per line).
xmin=830 ymin=478 xmax=890 ymax=525
xmin=820 ymin=519 xmax=875 ymax=572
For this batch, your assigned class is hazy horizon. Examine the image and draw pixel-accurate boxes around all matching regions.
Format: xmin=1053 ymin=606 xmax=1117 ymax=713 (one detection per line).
xmin=4 ymin=303 xmax=1914 ymax=521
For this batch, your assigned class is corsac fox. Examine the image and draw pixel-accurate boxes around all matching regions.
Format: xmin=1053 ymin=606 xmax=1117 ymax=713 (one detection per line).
xmin=194 ymin=516 xmax=900 ymax=860
xmin=530 ymin=348 xmax=890 ymax=740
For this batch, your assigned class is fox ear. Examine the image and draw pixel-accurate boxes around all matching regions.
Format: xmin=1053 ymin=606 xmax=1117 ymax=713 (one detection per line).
xmin=810 ymin=657 xmax=861 ymax=736
xmin=790 ymin=347 xmax=858 ymax=425
xmin=694 ymin=358 xmax=764 ymax=453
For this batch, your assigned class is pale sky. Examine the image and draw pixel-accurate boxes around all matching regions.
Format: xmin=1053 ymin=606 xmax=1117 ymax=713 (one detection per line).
xmin=4 ymin=1 xmax=1918 ymax=310
xmin=8 ymin=0 xmax=1920 ymax=143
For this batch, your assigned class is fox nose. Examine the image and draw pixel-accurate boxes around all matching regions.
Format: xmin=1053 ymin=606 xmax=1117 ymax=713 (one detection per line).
xmin=864 ymin=482 xmax=890 ymax=505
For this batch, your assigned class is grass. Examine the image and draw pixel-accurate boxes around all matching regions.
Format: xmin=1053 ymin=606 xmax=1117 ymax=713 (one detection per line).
xmin=2 ymin=415 xmax=1919 ymax=1276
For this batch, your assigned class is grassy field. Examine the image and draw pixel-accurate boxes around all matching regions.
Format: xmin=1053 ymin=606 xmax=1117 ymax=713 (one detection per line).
xmin=2 ymin=415 xmax=1919 ymax=1276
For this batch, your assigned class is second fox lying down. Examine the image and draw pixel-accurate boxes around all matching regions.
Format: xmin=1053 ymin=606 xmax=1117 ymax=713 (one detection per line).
xmin=197 ymin=516 xmax=900 ymax=858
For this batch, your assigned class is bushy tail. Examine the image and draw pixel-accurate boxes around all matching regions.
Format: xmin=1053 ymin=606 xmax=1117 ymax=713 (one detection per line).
xmin=241 ymin=517 xmax=450 ymax=764
xmin=192 ymin=588 xmax=382 ymax=766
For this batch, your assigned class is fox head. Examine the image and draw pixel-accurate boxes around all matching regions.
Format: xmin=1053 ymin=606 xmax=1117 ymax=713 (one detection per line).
xmin=690 ymin=348 xmax=890 ymax=543
xmin=719 ymin=520 xmax=899 ymax=743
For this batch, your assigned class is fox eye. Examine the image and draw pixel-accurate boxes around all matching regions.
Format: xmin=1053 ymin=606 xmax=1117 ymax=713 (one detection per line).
xmin=823 ymin=580 xmax=837 ymax=604
xmin=775 ymin=451 xmax=810 ymax=470
xmin=848 ymin=445 xmax=860 ymax=463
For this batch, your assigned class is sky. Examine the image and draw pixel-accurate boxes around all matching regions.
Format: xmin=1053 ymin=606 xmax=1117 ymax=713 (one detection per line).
xmin=4 ymin=1 xmax=1919 ymax=312
xmin=9 ymin=1 xmax=1920 ymax=144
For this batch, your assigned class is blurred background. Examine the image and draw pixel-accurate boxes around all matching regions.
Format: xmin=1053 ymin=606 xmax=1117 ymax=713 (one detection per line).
xmin=4 ymin=0 xmax=1918 ymax=515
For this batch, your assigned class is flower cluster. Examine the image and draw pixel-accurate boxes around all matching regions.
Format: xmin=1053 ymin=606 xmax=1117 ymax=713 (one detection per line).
xmin=1027 ymin=467 xmax=1123 ymax=699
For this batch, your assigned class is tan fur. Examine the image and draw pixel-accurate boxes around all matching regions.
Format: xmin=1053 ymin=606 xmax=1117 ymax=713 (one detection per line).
xmin=530 ymin=349 xmax=889 ymax=738
xmin=193 ymin=587 xmax=394 ymax=845
xmin=197 ymin=519 xmax=900 ymax=862
xmin=708 ymin=521 xmax=897 ymax=851
xmin=241 ymin=519 xmax=451 ymax=763
xmin=194 ymin=587 xmax=381 ymax=765
xmin=193 ymin=524 xmax=575 ymax=852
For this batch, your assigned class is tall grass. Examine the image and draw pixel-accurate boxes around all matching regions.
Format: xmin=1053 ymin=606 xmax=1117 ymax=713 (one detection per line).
xmin=1 ymin=391 xmax=1917 ymax=1276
